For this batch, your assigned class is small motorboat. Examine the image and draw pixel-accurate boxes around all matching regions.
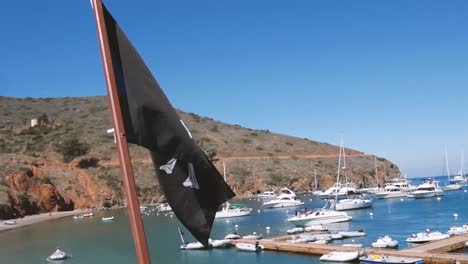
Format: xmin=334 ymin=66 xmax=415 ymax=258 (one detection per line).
xmin=235 ymin=242 xmax=264 ymax=252
xmin=224 ymin=232 xmax=242 ymax=240
xmin=47 ymin=248 xmax=70 ymax=261
xmin=101 ymin=216 xmax=114 ymax=221
xmin=287 ymin=227 xmax=304 ymax=234
xmin=447 ymin=224 xmax=468 ymax=236
xmin=82 ymin=212 xmax=94 ymax=218
xmin=304 ymin=224 xmax=328 ymax=232
xmin=72 ymin=215 xmax=84 ymax=220
xmin=320 ymin=251 xmax=360 ymax=262
xmin=243 ymin=232 xmax=262 ymax=240
xmin=359 ymin=254 xmax=423 ymax=264
xmin=4 ymin=220 xmax=17 ymax=225
xmin=180 ymin=241 xmax=206 ymax=250
xmin=338 ymin=230 xmax=366 ymax=238
xmin=210 ymin=239 xmax=231 ymax=248
xmin=371 ymin=236 xmax=398 ymax=248
xmin=406 ymin=229 xmax=449 ymax=243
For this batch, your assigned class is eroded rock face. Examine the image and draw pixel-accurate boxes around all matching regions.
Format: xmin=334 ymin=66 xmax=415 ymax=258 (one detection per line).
xmin=4 ymin=171 xmax=74 ymax=217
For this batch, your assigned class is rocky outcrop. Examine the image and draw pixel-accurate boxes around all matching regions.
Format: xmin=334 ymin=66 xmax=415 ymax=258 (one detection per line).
xmin=4 ymin=171 xmax=74 ymax=218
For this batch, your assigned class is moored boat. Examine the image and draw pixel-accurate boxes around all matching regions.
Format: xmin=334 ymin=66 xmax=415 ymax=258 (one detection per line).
xmin=406 ymin=229 xmax=449 ymax=243
xmin=210 ymin=239 xmax=231 ymax=248
xmin=224 ymin=232 xmax=242 ymax=240
xmin=156 ymin=203 xmax=172 ymax=213
xmin=288 ymin=200 xmax=351 ymax=226
xmin=375 ymin=185 xmax=408 ymax=199
xmin=287 ymin=227 xmax=304 ymax=234
xmin=4 ymin=220 xmax=17 ymax=225
xmin=320 ymin=251 xmax=360 ymax=262
xmin=359 ymin=255 xmax=423 ymax=264
xmin=215 ymin=203 xmax=251 ymax=219
xmin=371 ymin=235 xmax=398 ymax=248
xmin=256 ymin=190 xmax=276 ymax=199
xmin=235 ymin=242 xmax=264 ymax=252
xmin=180 ymin=241 xmax=206 ymax=250
xmin=338 ymin=230 xmax=366 ymax=238
xmin=262 ymin=194 xmax=303 ymax=208
xmin=243 ymin=232 xmax=262 ymax=240
xmin=279 ymin=187 xmax=296 ymax=198
xmin=447 ymin=224 xmax=468 ymax=236
xmin=335 ymin=196 xmax=373 ymax=211
xmin=47 ymin=248 xmax=70 ymax=261
xmin=101 ymin=216 xmax=114 ymax=221
xmin=407 ymin=179 xmax=444 ymax=199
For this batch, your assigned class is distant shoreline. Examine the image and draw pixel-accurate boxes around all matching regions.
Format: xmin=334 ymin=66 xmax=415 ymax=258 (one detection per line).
xmin=0 ymin=209 xmax=91 ymax=233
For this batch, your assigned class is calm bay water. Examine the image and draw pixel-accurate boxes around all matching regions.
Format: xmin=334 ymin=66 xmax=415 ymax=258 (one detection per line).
xmin=1 ymin=177 xmax=467 ymax=263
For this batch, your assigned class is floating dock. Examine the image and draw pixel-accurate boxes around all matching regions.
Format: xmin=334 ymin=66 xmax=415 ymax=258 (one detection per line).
xmin=231 ymin=232 xmax=468 ymax=264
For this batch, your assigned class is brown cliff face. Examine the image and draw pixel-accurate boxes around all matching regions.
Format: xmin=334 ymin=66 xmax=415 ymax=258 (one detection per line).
xmin=4 ymin=171 xmax=74 ymax=217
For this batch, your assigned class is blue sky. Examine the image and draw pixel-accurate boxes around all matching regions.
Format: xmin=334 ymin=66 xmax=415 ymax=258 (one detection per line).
xmin=2 ymin=0 xmax=468 ymax=177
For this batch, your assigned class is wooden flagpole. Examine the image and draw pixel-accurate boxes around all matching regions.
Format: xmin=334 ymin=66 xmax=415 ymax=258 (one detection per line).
xmin=90 ymin=0 xmax=151 ymax=263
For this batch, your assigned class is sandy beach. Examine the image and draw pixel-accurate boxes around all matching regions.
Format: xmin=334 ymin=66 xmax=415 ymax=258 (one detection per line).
xmin=0 ymin=210 xmax=92 ymax=233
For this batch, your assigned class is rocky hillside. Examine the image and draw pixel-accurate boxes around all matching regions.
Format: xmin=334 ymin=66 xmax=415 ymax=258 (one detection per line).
xmin=0 ymin=96 xmax=400 ymax=219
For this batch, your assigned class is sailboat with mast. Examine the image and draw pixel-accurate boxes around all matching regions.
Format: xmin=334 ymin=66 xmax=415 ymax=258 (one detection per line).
xmin=312 ymin=169 xmax=324 ymax=195
xmin=335 ymin=136 xmax=373 ymax=211
xmin=443 ymin=147 xmax=463 ymax=191
xmin=215 ymin=162 xmax=252 ymax=219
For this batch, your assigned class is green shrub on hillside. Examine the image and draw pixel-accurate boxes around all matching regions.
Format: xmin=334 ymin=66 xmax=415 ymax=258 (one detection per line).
xmin=77 ymin=157 xmax=100 ymax=169
xmin=55 ymin=136 xmax=90 ymax=163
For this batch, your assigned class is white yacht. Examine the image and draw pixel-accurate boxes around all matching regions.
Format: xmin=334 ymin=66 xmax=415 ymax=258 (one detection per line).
xmin=335 ymin=195 xmax=373 ymax=211
xmin=279 ymin=187 xmax=296 ymax=198
xmin=262 ymin=194 xmax=303 ymax=208
xmin=407 ymin=179 xmax=444 ymax=199
xmin=375 ymin=185 xmax=408 ymax=199
xmin=257 ymin=190 xmax=276 ymax=199
xmin=215 ymin=203 xmax=251 ymax=219
xmin=287 ymin=200 xmax=352 ymax=226
xmin=406 ymin=229 xmax=449 ymax=243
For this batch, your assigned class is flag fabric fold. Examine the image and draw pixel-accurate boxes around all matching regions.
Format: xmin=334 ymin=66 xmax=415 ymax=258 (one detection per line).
xmin=102 ymin=4 xmax=235 ymax=246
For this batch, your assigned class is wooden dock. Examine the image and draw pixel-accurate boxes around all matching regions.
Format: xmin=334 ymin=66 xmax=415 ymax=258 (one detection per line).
xmin=230 ymin=232 xmax=468 ymax=264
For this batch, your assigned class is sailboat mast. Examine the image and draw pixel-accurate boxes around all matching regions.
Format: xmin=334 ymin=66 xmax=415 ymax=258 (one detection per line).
xmin=178 ymin=228 xmax=186 ymax=245
xmin=445 ymin=145 xmax=450 ymax=181
xmin=314 ymin=169 xmax=318 ymax=189
xmin=460 ymin=150 xmax=465 ymax=179
xmin=342 ymin=138 xmax=347 ymax=183
xmin=374 ymin=156 xmax=378 ymax=186
xmin=223 ymin=161 xmax=227 ymax=182
xmin=336 ymin=139 xmax=342 ymax=183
